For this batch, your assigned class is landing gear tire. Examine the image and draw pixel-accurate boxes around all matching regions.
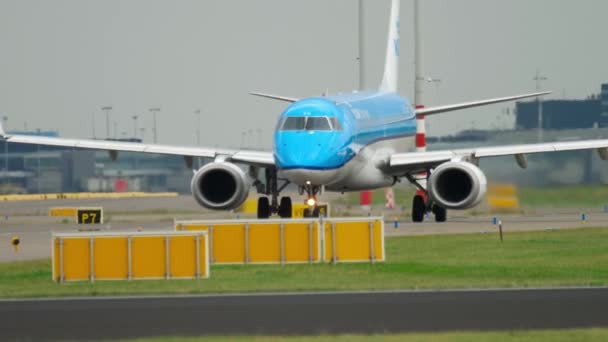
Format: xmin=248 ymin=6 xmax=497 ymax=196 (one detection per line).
xmin=433 ymin=205 xmax=447 ymax=223
xmin=257 ymin=197 xmax=271 ymax=219
xmin=278 ymin=197 xmax=292 ymax=218
xmin=412 ymin=195 xmax=425 ymax=223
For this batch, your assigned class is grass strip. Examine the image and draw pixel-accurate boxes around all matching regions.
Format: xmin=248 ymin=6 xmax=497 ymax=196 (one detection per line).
xmin=1 ymin=227 xmax=607 ymax=298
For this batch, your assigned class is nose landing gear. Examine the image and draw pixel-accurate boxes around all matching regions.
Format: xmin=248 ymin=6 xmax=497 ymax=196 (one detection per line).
xmin=256 ymin=168 xmax=293 ymax=219
xmin=301 ymin=181 xmax=321 ymax=208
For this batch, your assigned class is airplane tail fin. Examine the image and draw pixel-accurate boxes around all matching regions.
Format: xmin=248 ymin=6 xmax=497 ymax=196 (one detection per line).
xmin=379 ymin=0 xmax=400 ymax=93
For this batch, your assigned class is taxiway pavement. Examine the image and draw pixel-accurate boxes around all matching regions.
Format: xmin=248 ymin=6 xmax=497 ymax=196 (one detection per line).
xmin=1 ymin=288 xmax=607 ymax=340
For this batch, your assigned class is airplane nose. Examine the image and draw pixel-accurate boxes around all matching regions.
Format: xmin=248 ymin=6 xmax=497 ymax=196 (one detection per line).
xmin=280 ymin=141 xmax=326 ymax=167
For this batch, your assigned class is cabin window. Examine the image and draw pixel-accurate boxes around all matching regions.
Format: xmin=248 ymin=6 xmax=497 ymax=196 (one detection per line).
xmin=329 ymin=117 xmax=342 ymax=130
xmin=281 ymin=117 xmax=306 ymax=130
xmin=305 ymin=117 xmax=332 ymax=131
xmin=280 ymin=116 xmax=340 ymax=131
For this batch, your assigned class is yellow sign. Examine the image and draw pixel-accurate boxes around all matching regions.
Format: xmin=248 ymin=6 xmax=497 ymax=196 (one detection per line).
xmin=49 ymin=207 xmax=78 ymax=217
xmin=11 ymin=236 xmax=20 ymax=252
xmin=77 ymin=208 xmax=103 ymax=224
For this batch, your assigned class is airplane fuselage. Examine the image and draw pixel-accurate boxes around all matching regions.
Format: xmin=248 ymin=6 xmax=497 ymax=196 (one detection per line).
xmin=274 ymin=91 xmax=416 ymax=192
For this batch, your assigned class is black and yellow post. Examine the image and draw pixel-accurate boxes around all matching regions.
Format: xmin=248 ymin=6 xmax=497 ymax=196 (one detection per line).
xmin=77 ymin=208 xmax=103 ymax=224
xmin=11 ymin=236 xmax=20 ymax=252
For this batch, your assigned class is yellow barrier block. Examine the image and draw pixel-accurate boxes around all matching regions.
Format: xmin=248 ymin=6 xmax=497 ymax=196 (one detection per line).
xmin=212 ymin=224 xmax=246 ymax=264
xmin=132 ymin=236 xmax=166 ymax=279
xmin=49 ymin=207 xmax=78 ymax=217
xmin=324 ymin=218 xmax=385 ymax=263
xmin=62 ymin=238 xmax=90 ymax=281
xmin=174 ymin=219 xmax=323 ymax=264
xmin=52 ymin=231 xmax=209 ymax=282
xmin=248 ymin=223 xmax=281 ymax=263
xmin=94 ymin=237 xmax=128 ymax=279
xmin=170 ymin=236 xmax=197 ymax=278
xmin=2 ymin=192 xmax=178 ymax=202
xmin=236 ymin=198 xmax=258 ymax=214
xmin=488 ymin=196 xmax=520 ymax=210
xmin=284 ymin=222 xmax=319 ymax=263
xmin=487 ymin=184 xmax=518 ymax=197
xmin=292 ymin=204 xmax=307 ymax=218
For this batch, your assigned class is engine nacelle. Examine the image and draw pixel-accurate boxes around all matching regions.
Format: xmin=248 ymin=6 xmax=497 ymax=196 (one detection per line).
xmin=190 ymin=162 xmax=252 ymax=210
xmin=427 ymin=161 xmax=487 ymax=210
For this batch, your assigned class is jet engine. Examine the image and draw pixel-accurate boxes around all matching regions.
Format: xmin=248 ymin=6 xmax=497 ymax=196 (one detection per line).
xmin=190 ymin=162 xmax=252 ymax=210
xmin=427 ymin=161 xmax=487 ymax=210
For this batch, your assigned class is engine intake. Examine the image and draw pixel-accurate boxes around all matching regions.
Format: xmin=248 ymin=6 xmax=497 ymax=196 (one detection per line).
xmin=427 ymin=161 xmax=487 ymax=210
xmin=190 ymin=162 xmax=251 ymax=210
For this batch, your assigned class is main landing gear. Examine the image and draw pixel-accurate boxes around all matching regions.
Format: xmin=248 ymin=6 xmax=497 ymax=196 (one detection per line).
xmin=256 ymin=168 xmax=292 ymax=219
xmin=406 ymin=174 xmax=447 ymax=223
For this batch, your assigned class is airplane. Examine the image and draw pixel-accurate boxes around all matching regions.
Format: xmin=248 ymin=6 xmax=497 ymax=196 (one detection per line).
xmin=2 ymin=0 xmax=608 ymax=222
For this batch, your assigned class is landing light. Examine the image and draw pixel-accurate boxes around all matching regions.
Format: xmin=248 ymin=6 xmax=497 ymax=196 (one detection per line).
xmin=306 ymin=198 xmax=316 ymax=207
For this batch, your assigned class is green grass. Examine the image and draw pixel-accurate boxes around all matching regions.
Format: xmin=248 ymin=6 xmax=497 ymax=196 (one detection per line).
xmin=121 ymin=328 xmax=608 ymax=342
xmin=1 ymin=227 xmax=608 ymax=298
xmin=518 ymin=185 xmax=608 ymax=208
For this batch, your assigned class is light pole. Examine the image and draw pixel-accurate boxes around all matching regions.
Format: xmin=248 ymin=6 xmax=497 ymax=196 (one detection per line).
xmin=149 ymin=107 xmax=160 ymax=143
xmin=36 ymin=129 xmax=41 ymax=193
xmin=194 ymin=109 xmax=201 ymax=146
xmin=91 ymin=111 xmax=96 ymax=138
xmin=2 ymin=116 xmax=8 ymax=186
xmin=101 ymin=106 xmax=112 ymax=139
xmin=256 ymin=128 xmax=262 ymax=149
xmin=534 ymin=69 xmax=548 ymax=142
xmin=132 ymin=115 xmax=139 ymax=139
xmin=357 ymin=0 xmax=365 ymax=90
xmin=240 ymin=131 xmax=246 ymax=149
xmin=113 ymin=121 xmax=118 ymax=139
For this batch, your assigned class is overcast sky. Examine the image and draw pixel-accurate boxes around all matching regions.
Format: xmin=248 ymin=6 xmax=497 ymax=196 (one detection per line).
xmin=1 ymin=0 xmax=607 ymax=148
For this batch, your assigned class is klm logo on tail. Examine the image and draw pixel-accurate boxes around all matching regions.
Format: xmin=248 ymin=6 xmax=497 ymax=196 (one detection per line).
xmin=393 ymin=18 xmax=400 ymax=57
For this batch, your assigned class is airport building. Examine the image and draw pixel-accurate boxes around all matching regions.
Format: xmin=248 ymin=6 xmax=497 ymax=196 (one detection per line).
xmin=0 ymin=132 xmax=193 ymax=194
xmin=515 ymin=84 xmax=608 ymax=130
xmin=602 ymin=83 xmax=608 ymax=123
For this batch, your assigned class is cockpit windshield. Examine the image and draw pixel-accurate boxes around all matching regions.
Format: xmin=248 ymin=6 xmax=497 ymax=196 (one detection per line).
xmin=280 ymin=116 xmax=341 ymax=131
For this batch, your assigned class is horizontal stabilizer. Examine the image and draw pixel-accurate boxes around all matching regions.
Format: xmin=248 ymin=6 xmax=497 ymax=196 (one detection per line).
xmin=416 ymin=91 xmax=551 ymax=117
xmin=249 ymin=92 xmax=299 ymax=103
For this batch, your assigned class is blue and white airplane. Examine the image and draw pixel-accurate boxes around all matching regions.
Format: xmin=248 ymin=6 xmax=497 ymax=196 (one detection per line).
xmin=2 ymin=0 xmax=608 ymax=221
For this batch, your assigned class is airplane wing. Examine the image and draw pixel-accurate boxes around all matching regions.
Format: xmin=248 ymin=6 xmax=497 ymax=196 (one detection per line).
xmin=0 ymin=125 xmax=275 ymax=167
xmin=249 ymin=92 xmax=300 ymax=103
xmin=415 ymin=91 xmax=550 ymax=117
xmin=386 ymin=139 xmax=608 ymax=174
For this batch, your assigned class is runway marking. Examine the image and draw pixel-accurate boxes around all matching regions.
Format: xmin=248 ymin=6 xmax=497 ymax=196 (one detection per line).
xmin=3 ymin=285 xmax=608 ymax=303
